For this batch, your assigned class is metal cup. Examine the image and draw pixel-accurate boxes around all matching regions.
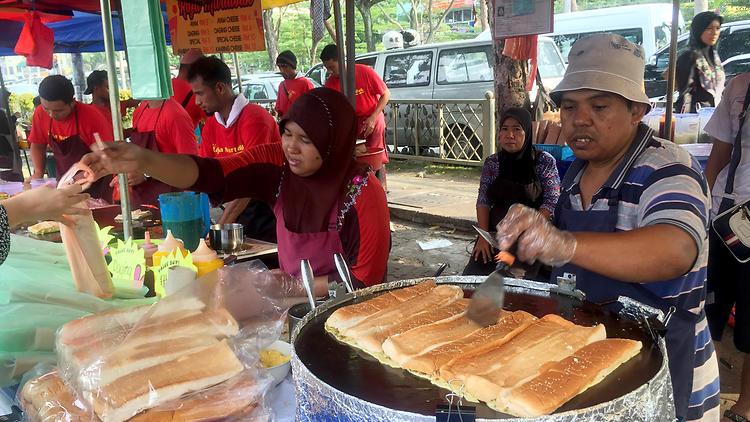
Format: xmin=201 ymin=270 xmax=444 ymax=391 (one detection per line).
xmin=208 ymin=223 xmax=244 ymax=253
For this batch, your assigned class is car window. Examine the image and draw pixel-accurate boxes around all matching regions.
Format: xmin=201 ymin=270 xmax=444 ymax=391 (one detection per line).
xmin=383 ymin=52 xmax=433 ymax=88
xmin=654 ymin=24 xmax=671 ymax=51
xmin=655 ymin=37 xmax=688 ymax=69
xmin=553 ymin=28 xmax=643 ymax=60
xmin=437 ymin=46 xmax=493 ymax=84
xmin=356 ymin=57 xmax=377 ymax=68
xmin=307 ymin=63 xmax=329 ymax=86
xmin=243 ymin=84 xmax=268 ymax=100
xmin=724 ymin=57 xmax=750 ymax=79
xmin=537 ymin=41 xmax=565 ymax=79
xmin=717 ymin=28 xmax=750 ymax=60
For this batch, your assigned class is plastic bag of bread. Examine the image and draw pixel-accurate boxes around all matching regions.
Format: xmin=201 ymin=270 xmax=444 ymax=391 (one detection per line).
xmin=55 ymin=260 xmax=302 ymax=422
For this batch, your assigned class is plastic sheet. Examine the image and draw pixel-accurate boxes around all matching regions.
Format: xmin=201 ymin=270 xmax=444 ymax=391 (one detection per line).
xmin=52 ymin=260 xmax=296 ymax=422
xmin=292 ymin=276 xmax=676 ymax=421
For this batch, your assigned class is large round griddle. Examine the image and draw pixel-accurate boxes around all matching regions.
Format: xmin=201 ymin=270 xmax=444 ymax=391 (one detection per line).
xmin=293 ymin=277 xmax=666 ymax=419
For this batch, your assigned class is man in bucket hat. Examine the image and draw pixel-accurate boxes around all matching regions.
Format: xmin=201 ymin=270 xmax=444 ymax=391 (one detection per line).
xmin=494 ymin=34 xmax=720 ymax=422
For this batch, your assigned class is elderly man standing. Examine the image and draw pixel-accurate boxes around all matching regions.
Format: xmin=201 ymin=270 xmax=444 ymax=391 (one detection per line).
xmin=495 ymin=34 xmax=719 ymax=422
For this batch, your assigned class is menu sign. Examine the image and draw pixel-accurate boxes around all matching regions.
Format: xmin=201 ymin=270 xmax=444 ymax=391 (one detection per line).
xmin=492 ymin=0 xmax=554 ymax=39
xmin=167 ymin=0 xmax=265 ymax=55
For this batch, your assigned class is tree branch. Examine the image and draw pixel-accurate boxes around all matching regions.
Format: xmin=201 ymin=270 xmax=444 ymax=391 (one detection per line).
xmin=426 ymin=0 xmax=457 ymax=43
xmin=377 ymin=4 xmax=404 ymax=30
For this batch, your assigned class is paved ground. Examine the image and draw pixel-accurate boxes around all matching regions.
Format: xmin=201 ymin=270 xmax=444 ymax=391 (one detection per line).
xmin=385 ymin=158 xmax=743 ymax=418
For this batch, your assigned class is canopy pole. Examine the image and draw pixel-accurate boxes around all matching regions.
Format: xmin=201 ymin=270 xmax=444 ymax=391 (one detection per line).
xmin=345 ymin=0 xmax=355 ymax=108
xmin=663 ymin=0 xmax=680 ymax=142
xmin=233 ymin=52 xmax=242 ymax=92
xmin=331 ymin=0 xmax=347 ymax=97
xmin=101 ymin=0 xmax=132 ymax=240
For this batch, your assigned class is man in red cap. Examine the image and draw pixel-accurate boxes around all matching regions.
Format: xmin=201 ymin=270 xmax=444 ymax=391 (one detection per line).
xmin=274 ymin=50 xmax=314 ymax=118
xmin=171 ymin=48 xmax=207 ymax=129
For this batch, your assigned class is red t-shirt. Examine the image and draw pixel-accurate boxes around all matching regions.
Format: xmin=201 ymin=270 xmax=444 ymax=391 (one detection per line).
xmin=171 ymin=77 xmax=206 ymax=128
xmin=325 ymin=64 xmax=387 ymax=117
xmin=132 ymin=99 xmax=198 ymax=154
xmin=274 ymin=76 xmax=314 ymax=116
xmin=29 ymin=102 xmax=114 ymax=147
xmin=199 ymin=102 xmax=281 ymax=159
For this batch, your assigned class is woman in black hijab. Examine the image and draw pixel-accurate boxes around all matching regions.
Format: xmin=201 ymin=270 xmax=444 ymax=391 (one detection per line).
xmin=463 ymin=107 xmax=560 ymax=276
xmin=675 ymin=11 xmax=725 ymax=113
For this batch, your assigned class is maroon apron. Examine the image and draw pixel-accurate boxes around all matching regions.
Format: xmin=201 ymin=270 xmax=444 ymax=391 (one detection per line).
xmin=49 ymin=106 xmax=112 ymax=201
xmin=128 ymin=104 xmax=180 ymax=207
xmin=273 ymin=190 xmax=344 ymax=280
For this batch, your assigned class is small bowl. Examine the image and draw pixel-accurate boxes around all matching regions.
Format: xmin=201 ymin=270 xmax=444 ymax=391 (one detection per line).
xmin=209 ymin=223 xmax=244 ymax=252
xmin=261 ymin=340 xmax=292 ymax=386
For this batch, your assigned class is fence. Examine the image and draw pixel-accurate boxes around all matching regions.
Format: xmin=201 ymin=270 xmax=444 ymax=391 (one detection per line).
xmin=248 ymin=91 xmax=496 ymax=166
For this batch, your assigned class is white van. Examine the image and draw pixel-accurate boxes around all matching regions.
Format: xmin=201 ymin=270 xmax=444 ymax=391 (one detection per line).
xmin=551 ymin=4 xmax=685 ymax=61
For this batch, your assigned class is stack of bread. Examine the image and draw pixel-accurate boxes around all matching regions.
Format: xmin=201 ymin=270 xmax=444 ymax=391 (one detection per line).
xmin=325 ymin=280 xmax=642 ymax=417
xmin=20 ymin=294 xmax=269 ymax=422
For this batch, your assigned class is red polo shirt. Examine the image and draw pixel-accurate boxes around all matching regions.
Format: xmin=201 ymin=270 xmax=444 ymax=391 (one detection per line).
xmin=325 ymin=64 xmax=387 ymax=117
xmin=132 ymin=99 xmax=198 ymax=154
xmin=171 ymin=77 xmax=207 ymax=128
xmin=28 ymin=102 xmax=113 ymax=147
xmin=274 ymin=76 xmax=314 ymax=116
xmin=199 ymin=102 xmax=281 ymax=159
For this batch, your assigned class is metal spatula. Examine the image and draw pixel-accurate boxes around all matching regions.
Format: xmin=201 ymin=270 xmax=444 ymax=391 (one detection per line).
xmin=467 ymin=251 xmax=515 ymax=327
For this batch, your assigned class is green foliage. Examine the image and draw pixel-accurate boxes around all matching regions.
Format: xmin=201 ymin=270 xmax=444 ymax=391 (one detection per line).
xmin=8 ymin=92 xmax=36 ymax=123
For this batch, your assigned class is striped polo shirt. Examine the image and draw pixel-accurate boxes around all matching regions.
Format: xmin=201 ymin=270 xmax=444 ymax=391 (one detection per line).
xmin=563 ymin=123 xmax=720 ymax=422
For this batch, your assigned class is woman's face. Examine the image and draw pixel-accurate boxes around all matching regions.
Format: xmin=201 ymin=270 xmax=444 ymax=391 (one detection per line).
xmin=499 ymin=117 xmax=526 ymax=153
xmin=282 ymin=121 xmax=323 ymax=177
xmin=701 ymin=20 xmax=721 ymax=46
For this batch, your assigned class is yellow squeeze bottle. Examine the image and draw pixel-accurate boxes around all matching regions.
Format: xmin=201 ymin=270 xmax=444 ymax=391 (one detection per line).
xmin=152 ymin=230 xmax=188 ymax=267
xmin=192 ymin=239 xmax=224 ymax=277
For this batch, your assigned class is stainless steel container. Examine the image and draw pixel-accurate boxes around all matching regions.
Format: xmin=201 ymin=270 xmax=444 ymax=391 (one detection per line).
xmin=291 ymin=276 xmax=675 ymax=421
xmin=208 ymin=223 xmax=243 ymax=253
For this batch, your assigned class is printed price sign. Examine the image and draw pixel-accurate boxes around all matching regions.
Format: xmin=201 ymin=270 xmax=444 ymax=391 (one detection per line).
xmin=108 ymin=238 xmax=146 ymax=288
xmin=150 ymin=249 xmax=198 ymax=296
xmin=166 ymin=0 xmax=265 ymax=55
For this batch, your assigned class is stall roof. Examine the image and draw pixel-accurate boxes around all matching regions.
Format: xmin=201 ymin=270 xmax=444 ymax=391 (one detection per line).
xmin=0 ymin=0 xmax=111 ymax=13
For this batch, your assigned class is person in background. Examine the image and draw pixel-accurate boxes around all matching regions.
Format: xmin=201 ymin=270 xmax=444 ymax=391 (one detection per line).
xmin=675 ymin=11 xmax=725 ymax=113
xmin=0 ymin=184 xmax=89 ymax=265
xmin=28 ymin=75 xmax=113 ymax=200
xmin=110 ymin=97 xmax=199 ymax=207
xmin=321 ymin=44 xmax=391 ymax=191
xmin=495 ymin=34 xmax=719 ymax=421
xmin=703 ymin=71 xmax=750 ymax=422
xmin=189 ymin=56 xmax=279 ymax=243
xmin=171 ymin=48 xmax=207 ymax=129
xmin=85 ymin=70 xmax=139 ymax=138
xmin=463 ymin=107 xmax=559 ymax=276
xmin=274 ymin=50 xmax=314 ymax=118
xmin=82 ymin=88 xmax=390 ymax=291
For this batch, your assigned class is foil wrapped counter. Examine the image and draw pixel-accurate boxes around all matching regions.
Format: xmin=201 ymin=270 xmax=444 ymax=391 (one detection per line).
xmin=291 ymin=276 xmax=676 ymax=421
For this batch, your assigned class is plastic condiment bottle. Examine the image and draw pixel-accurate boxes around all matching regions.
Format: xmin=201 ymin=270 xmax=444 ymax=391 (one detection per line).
xmin=152 ymin=230 xmax=188 ymax=267
xmin=191 ymin=239 xmax=224 ymax=277
xmin=140 ymin=231 xmax=159 ymax=267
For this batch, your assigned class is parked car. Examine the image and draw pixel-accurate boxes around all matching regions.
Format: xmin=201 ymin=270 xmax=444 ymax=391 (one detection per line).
xmin=235 ymin=72 xmax=283 ymax=101
xmin=306 ymin=35 xmax=566 ymax=160
xmin=644 ymin=19 xmax=750 ymax=98
xmin=550 ymin=4 xmax=684 ymax=63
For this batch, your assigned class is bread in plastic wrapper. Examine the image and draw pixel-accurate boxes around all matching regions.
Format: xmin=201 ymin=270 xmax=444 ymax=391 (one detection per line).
xmin=19 ymin=369 xmax=93 ymax=422
xmin=55 ymin=260 xmax=301 ymax=422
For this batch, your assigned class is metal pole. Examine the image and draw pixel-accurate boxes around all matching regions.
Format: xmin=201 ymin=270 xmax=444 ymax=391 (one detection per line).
xmin=345 ymin=0 xmax=356 ymax=108
xmin=664 ymin=0 xmax=680 ymax=142
xmin=331 ymin=0 xmax=347 ymax=97
xmin=233 ymin=52 xmax=242 ymax=91
xmin=101 ymin=0 xmax=133 ymax=240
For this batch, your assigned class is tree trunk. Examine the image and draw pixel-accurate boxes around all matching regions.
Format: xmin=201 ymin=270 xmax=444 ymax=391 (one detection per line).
xmin=309 ymin=38 xmax=321 ymax=70
xmin=357 ymin=2 xmax=376 ymax=52
xmin=478 ymin=0 xmax=489 ymax=31
xmin=263 ymin=10 xmax=280 ymax=70
xmin=71 ymin=53 xmax=86 ymax=101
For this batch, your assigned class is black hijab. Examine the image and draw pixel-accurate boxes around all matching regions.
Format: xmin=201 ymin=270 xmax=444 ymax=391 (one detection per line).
xmin=689 ymin=11 xmax=723 ymax=66
xmin=496 ymin=107 xmax=539 ymax=184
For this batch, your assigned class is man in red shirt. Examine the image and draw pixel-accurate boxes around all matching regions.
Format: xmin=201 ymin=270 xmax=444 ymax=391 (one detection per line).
xmin=85 ymin=70 xmax=139 ymax=139
xmin=171 ymin=49 xmax=207 ymax=129
xmin=28 ymin=75 xmax=113 ymax=200
xmin=321 ymin=44 xmax=391 ymax=190
xmin=274 ymin=50 xmax=314 ymax=118
xmin=188 ymin=56 xmax=280 ymax=242
xmin=110 ymin=98 xmax=199 ymax=207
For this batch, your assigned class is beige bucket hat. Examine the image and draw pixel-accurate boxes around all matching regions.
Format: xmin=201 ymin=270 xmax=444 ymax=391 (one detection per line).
xmin=550 ymin=33 xmax=651 ymax=111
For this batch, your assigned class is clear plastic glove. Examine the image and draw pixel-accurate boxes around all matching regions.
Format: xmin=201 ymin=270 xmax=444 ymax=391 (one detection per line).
xmin=495 ymin=204 xmax=577 ymax=266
